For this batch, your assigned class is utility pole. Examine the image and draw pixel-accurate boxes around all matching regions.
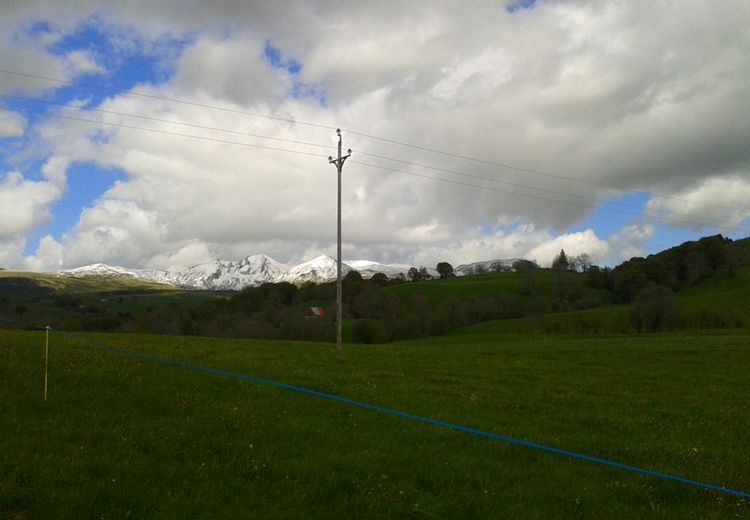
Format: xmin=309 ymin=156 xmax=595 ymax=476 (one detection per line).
xmin=329 ymin=129 xmax=351 ymax=363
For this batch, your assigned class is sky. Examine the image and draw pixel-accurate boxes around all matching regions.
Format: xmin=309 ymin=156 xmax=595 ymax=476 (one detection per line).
xmin=0 ymin=0 xmax=749 ymax=272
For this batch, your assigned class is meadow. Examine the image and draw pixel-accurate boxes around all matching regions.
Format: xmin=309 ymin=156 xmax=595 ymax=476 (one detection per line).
xmin=2 ymin=325 xmax=749 ymax=518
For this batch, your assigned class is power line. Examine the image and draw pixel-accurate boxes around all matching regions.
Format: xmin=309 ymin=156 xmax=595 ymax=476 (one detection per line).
xmin=5 ymin=91 xmax=646 ymax=213
xmin=350 ymin=160 xmax=750 ymax=234
xmin=0 ymin=93 xmax=335 ymax=151
xmin=353 ymin=151 xmax=749 ymax=229
xmin=3 ymin=102 xmax=746 ymax=233
xmin=0 ymin=107 xmax=331 ymax=159
xmin=352 ymin=147 xmax=746 ymax=214
xmin=2 ymin=67 xmax=743 ymax=215
xmin=0 ymin=68 xmax=337 ymax=132
xmin=357 ymin=151 xmax=638 ymax=210
xmin=2 ymin=103 xmax=745 ymax=233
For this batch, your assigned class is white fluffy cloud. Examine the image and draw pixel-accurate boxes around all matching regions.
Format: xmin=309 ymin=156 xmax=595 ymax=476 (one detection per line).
xmin=0 ymin=111 xmax=26 ymax=137
xmin=607 ymin=223 xmax=655 ymax=262
xmin=2 ymin=1 xmax=750 ymax=271
xmin=0 ymin=170 xmax=64 ymax=239
xmin=23 ymin=234 xmax=63 ymax=272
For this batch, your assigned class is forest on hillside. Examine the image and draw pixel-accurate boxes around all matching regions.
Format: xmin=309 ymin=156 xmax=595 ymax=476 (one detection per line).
xmin=1 ymin=235 xmax=748 ymax=342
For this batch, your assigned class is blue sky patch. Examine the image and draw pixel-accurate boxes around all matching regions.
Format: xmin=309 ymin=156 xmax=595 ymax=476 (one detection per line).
xmin=23 ymin=162 xmax=126 ymax=255
xmin=264 ymin=41 xmax=327 ymax=105
xmin=572 ymin=192 xmax=651 ymax=238
xmin=506 ymin=0 xmax=538 ymax=14
xmin=263 ymin=41 xmax=302 ymax=75
xmin=42 ymin=17 xmax=191 ymax=107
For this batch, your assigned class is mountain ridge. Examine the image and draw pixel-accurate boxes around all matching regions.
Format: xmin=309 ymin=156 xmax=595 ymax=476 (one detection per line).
xmin=57 ymin=254 xmax=536 ymax=291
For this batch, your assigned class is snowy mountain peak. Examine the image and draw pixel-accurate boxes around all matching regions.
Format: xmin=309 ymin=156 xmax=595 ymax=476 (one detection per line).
xmin=275 ymin=255 xmax=352 ymax=285
xmin=58 ymin=254 xmax=538 ymax=291
xmin=63 ymin=263 xmax=139 ymax=279
xmin=175 ymin=254 xmax=288 ymax=290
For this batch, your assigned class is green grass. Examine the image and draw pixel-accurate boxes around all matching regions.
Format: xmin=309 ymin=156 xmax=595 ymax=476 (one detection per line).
xmin=678 ymin=265 xmax=750 ymax=313
xmin=2 ymin=328 xmax=749 ymax=518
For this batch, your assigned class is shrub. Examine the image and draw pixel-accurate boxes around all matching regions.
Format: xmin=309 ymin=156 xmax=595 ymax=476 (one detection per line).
xmin=352 ymin=320 xmax=390 ymax=344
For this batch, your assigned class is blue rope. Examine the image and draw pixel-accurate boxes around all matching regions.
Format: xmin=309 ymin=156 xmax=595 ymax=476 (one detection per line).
xmin=43 ymin=327 xmax=750 ymax=500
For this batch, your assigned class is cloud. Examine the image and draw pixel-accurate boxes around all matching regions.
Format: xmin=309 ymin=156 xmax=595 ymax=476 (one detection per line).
xmin=64 ymin=49 xmax=106 ymax=76
xmin=645 ymin=175 xmax=750 ymax=231
xmin=143 ymin=240 xmax=214 ymax=271
xmin=23 ymin=234 xmax=63 ymax=272
xmin=0 ymin=111 xmax=26 ymax=137
xmin=404 ymin=224 xmax=611 ymax=268
xmin=0 ymin=170 xmax=64 ymax=239
xmin=0 ymin=236 xmax=26 ymax=268
xmin=527 ymin=229 xmax=611 ymax=267
xmin=171 ymin=36 xmax=292 ymax=105
xmin=607 ymin=223 xmax=655 ymax=262
xmin=3 ymin=1 xmax=749 ymax=269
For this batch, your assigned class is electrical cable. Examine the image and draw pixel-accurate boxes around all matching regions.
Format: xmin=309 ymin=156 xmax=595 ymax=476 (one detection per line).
xmin=2 ymin=67 xmax=744 ymax=215
xmin=354 ymin=151 xmax=749 ymax=227
xmin=0 ymin=107 xmax=331 ymax=159
xmin=0 ymin=68 xmax=337 ymax=131
xmin=0 ymin=93 xmax=334 ymax=151
xmin=350 ymin=160 xmax=750 ymax=234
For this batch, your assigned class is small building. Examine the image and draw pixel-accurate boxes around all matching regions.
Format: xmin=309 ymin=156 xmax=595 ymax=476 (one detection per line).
xmin=306 ymin=306 xmax=326 ymax=319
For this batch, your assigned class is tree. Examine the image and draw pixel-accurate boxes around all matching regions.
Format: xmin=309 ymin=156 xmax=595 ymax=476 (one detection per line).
xmin=436 ymin=262 xmax=454 ymax=279
xmin=370 ymin=272 xmax=389 ymax=286
xmin=551 ymin=249 xmax=570 ymax=271
xmin=577 ymin=253 xmax=592 ymax=272
xmin=407 ymin=267 xmax=421 ymax=281
xmin=512 ymin=259 xmax=538 ymax=273
xmin=418 ymin=266 xmax=432 ymax=280
xmin=631 ymin=284 xmax=678 ymax=332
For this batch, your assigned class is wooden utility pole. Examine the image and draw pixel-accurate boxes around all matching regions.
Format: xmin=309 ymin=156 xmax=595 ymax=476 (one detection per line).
xmin=328 ymin=129 xmax=351 ymax=362
xmin=44 ymin=325 xmax=50 ymax=401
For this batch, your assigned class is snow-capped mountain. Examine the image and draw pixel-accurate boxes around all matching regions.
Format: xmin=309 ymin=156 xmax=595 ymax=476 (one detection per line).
xmin=173 ymin=254 xmax=289 ymax=290
xmin=275 ymin=255 xmax=353 ymax=285
xmin=64 ymin=263 xmax=141 ymax=279
xmin=454 ymin=258 xmax=537 ymax=276
xmin=60 ymin=255 xmax=537 ymax=291
xmin=61 ymin=254 xmax=289 ymax=291
xmin=345 ymin=260 xmax=411 ymax=279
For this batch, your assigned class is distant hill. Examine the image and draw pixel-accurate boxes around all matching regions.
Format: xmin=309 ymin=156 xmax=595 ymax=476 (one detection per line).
xmin=608 ymin=234 xmax=749 ymax=302
xmin=0 ymin=270 xmax=175 ymax=294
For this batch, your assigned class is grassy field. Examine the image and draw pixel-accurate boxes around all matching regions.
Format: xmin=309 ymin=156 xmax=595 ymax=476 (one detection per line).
xmin=2 ymin=326 xmax=749 ymax=518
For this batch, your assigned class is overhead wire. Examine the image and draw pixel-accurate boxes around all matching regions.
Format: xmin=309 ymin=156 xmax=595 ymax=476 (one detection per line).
xmin=0 ymin=93 xmax=334 ymax=151
xmin=0 ymin=68 xmax=337 ymax=131
xmin=1 ymin=105 xmax=746 ymax=233
xmin=0 ymin=106 xmax=332 ymax=159
xmin=347 ymin=133 xmax=745 ymax=214
xmin=1 ymin=67 xmax=747 ymax=230
xmin=352 ymin=150 xmax=750 ymax=230
xmin=350 ymin=159 xmax=750 ymax=234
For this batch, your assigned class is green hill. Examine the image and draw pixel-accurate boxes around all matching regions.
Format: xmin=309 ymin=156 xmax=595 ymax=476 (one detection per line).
xmin=0 ymin=270 xmax=175 ymax=294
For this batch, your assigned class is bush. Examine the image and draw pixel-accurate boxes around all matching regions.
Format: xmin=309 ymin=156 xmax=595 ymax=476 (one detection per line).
xmin=631 ymin=284 xmax=678 ymax=332
xmin=352 ymin=320 xmax=390 ymax=344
